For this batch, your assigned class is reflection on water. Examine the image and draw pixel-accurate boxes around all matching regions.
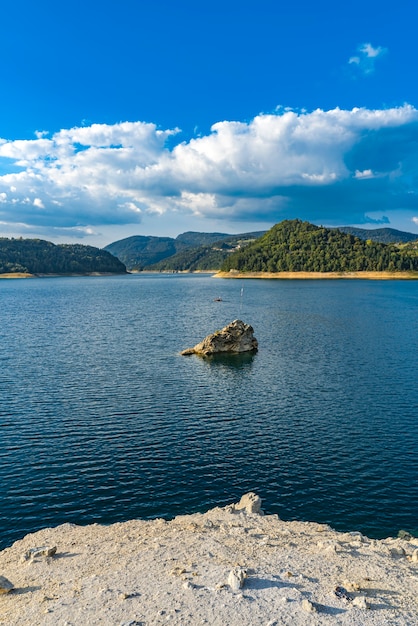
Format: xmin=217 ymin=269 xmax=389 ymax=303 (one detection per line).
xmin=198 ymin=351 xmax=256 ymax=368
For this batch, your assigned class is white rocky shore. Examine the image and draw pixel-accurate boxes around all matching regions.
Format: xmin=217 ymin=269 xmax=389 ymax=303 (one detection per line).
xmin=1 ymin=493 xmax=417 ymax=626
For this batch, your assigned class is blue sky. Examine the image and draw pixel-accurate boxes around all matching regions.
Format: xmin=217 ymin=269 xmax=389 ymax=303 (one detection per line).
xmin=1 ymin=0 xmax=418 ymax=246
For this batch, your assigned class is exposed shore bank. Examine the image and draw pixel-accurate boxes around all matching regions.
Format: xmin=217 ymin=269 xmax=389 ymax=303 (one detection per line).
xmin=215 ymin=270 xmax=418 ymax=280
xmin=0 ymin=272 xmax=34 ymax=279
xmin=0 ymin=272 xmax=126 ymax=279
xmin=0 ymin=494 xmax=417 ymax=625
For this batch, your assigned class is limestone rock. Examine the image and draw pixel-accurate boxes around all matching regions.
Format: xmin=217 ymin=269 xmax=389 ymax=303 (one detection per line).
xmin=233 ymin=492 xmax=263 ymax=515
xmin=24 ymin=545 xmax=57 ymax=561
xmin=228 ymin=567 xmax=247 ymax=591
xmin=181 ymin=320 xmax=258 ymax=356
xmin=0 ymin=575 xmax=14 ymax=593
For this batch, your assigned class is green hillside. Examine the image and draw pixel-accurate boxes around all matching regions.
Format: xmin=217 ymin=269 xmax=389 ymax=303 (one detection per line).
xmin=150 ymin=232 xmax=265 ymax=271
xmin=0 ymin=238 xmax=126 ymax=275
xmin=104 ymin=235 xmax=180 ymax=270
xmin=174 ymin=231 xmax=232 ymax=247
xmin=105 ymin=231 xmax=265 ymax=271
xmin=221 ymin=220 xmax=418 ymax=273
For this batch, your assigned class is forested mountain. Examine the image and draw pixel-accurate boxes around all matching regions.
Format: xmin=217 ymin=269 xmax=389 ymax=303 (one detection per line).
xmin=105 ymin=231 xmax=265 ymax=270
xmin=174 ymin=231 xmax=233 ymax=247
xmin=149 ymin=233 xmax=263 ymax=271
xmin=104 ymin=235 xmax=181 ymax=270
xmin=336 ymin=226 xmax=418 ymax=244
xmin=221 ymin=220 xmax=418 ymax=273
xmin=0 ymin=238 xmax=126 ymax=275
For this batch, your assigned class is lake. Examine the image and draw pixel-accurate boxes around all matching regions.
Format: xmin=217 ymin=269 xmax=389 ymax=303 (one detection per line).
xmin=1 ymin=273 xmax=417 ymax=550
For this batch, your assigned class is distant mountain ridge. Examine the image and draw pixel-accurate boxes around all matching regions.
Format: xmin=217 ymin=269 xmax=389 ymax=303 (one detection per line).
xmin=104 ymin=231 xmax=265 ymax=270
xmin=336 ymin=226 xmax=418 ymax=244
xmin=105 ymin=225 xmax=418 ymax=272
xmin=0 ymin=238 xmax=126 ymax=275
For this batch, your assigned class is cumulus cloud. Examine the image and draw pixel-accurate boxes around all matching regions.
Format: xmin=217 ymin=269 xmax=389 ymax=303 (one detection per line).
xmin=0 ymin=106 xmax=418 ymax=239
xmin=349 ymin=42 xmax=387 ymax=75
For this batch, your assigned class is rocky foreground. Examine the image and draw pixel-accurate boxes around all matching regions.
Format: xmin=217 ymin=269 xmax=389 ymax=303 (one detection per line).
xmin=0 ymin=494 xmax=417 ymax=626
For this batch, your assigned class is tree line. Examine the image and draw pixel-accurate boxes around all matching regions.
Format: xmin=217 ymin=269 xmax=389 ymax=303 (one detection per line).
xmin=0 ymin=238 xmax=126 ymax=274
xmin=220 ymin=220 xmax=418 ymax=273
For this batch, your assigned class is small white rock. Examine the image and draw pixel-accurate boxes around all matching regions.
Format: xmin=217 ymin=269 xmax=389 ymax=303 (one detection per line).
xmin=389 ymin=546 xmax=406 ymax=558
xmin=24 ymin=546 xmax=57 ymax=560
xmin=183 ymin=581 xmax=194 ymax=590
xmin=228 ymin=567 xmax=247 ymax=591
xmin=352 ymin=595 xmax=369 ymax=609
xmin=301 ymin=598 xmax=316 ymax=613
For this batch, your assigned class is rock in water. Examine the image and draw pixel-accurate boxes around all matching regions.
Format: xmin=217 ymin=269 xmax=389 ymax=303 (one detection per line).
xmin=181 ymin=320 xmax=258 ymax=356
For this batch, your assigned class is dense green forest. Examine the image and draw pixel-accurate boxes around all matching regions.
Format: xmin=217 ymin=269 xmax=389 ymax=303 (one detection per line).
xmin=149 ymin=234 xmax=263 ymax=271
xmin=220 ymin=220 xmax=418 ymax=273
xmin=0 ymin=238 xmax=127 ymax=275
xmin=104 ymin=235 xmax=181 ymax=270
xmin=103 ymin=231 xmax=240 ymax=270
xmin=105 ymin=231 xmax=265 ymax=270
xmin=104 ymin=225 xmax=418 ymax=272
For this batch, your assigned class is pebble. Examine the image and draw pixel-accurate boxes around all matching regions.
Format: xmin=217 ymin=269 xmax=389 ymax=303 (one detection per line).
xmin=0 ymin=575 xmax=14 ymax=594
xmin=410 ymin=549 xmax=418 ymax=562
xmin=389 ymin=546 xmax=406 ymax=558
xmin=301 ymin=598 xmax=316 ymax=613
xmin=335 ymin=586 xmax=353 ymax=602
xmin=183 ymin=581 xmax=194 ymax=590
xmin=228 ymin=567 xmax=247 ymax=591
xmin=352 ymin=595 xmax=369 ymax=609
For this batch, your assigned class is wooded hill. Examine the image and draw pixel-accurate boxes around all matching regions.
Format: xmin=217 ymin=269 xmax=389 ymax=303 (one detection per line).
xmin=149 ymin=233 xmax=265 ymax=271
xmin=220 ymin=220 xmax=418 ymax=273
xmin=0 ymin=238 xmax=127 ymax=275
xmin=104 ymin=231 xmax=265 ymax=271
xmin=104 ymin=225 xmax=418 ymax=272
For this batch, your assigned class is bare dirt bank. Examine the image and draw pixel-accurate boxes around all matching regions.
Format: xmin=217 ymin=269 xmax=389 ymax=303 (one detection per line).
xmin=0 ymin=272 xmax=126 ymax=279
xmin=0 ymin=273 xmax=34 ymax=279
xmin=0 ymin=494 xmax=417 ymax=625
xmin=215 ymin=271 xmax=418 ymax=280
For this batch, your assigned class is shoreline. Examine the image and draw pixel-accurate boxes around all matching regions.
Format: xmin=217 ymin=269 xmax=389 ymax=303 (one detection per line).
xmin=0 ymin=494 xmax=417 ymax=625
xmin=214 ymin=270 xmax=418 ymax=280
xmin=0 ymin=272 xmax=127 ymax=279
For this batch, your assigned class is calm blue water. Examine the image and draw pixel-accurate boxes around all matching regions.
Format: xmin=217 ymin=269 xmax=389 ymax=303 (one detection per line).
xmin=0 ymin=274 xmax=417 ymax=549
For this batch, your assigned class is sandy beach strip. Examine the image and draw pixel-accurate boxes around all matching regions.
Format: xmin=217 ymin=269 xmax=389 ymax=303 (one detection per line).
xmin=214 ymin=270 xmax=418 ymax=279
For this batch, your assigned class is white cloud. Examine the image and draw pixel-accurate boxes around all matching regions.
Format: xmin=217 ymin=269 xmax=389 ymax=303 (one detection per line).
xmin=412 ymin=217 xmax=418 ymax=226
xmin=348 ymin=42 xmax=387 ymax=75
xmin=0 ymin=106 xmax=418 ymax=240
xmin=354 ymin=169 xmax=375 ymax=179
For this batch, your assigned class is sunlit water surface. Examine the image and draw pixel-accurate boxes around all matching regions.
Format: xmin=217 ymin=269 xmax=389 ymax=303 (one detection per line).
xmin=1 ymin=274 xmax=417 ymax=549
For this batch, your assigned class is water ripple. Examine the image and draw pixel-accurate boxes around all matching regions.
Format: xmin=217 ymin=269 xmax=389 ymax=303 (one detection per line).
xmin=0 ymin=275 xmax=417 ymax=548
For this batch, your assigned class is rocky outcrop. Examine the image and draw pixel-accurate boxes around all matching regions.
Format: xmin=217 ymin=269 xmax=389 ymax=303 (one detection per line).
xmin=181 ymin=320 xmax=258 ymax=356
xmin=1 ymin=494 xmax=418 ymax=625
